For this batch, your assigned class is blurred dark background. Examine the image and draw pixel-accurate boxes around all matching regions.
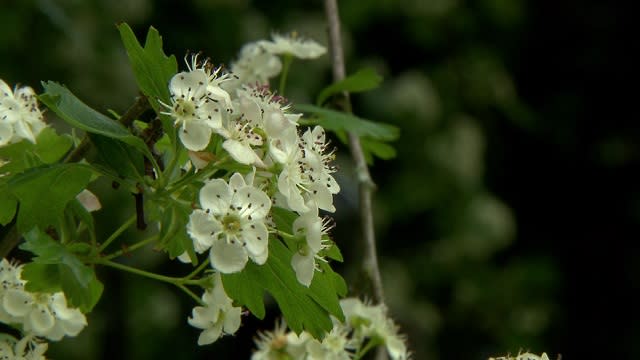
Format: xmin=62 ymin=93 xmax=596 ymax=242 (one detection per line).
xmin=1 ymin=0 xmax=636 ymax=359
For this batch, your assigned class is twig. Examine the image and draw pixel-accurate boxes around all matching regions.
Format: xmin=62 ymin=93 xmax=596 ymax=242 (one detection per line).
xmin=323 ymin=0 xmax=385 ymax=304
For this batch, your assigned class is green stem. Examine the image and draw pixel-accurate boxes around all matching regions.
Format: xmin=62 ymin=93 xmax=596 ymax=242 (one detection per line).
xmin=98 ymin=215 xmax=137 ymax=253
xmin=279 ymin=54 xmax=293 ymax=96
xmin=97 ymin=259 xmax=205 ymax=305
xmin=101 ymin=234 xmax=158 ymax=261
xmin=177 ymin=283 xmax=204 ymax=305
xmin=184 ymin=258 xmax=210 ymax=280
xmin=97 ymin=259 xmax=205 ymax=286
xmin=354 ymin=339 xmax=380 ymax=360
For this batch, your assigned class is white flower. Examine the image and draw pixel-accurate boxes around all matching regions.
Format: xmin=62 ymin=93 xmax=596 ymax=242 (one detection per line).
xmin=187 ymin=172 xmax=272 ymax=273
xmin=0 ymin=79 xmax=46 ymax=146
xmin=216 ymin=116 xmax=265 ymax=167
xmin=340 ymin=298 xmax=409 ymax=360
xmin=291 ymin=203 xmax=332 ymax=287
xmin=0 ymin=258 xmax=87 ymax=341
xmin=225 ymin=42 xmax=282 ymax=91
xmin=489 ymin=352 xmax=551 ymax=360
xmin=233 ymin=85 xmax=301 ymax=164
xmin=188 ymin=273 xmax=242 ymax=345
xmin=0 ymin=333 xmax=48 ymax=360
xmin=259 ymin=32 xmax=327 ymax=59
xmin=306 ymin=325 xmax=354 ymax=360
xmin=251 ymin=318 xmax=290 ymax=360
xmin=161 ymin=56 xmax=233 ymax=151
xmin=277 ymin=126 xmax=340 ymax=213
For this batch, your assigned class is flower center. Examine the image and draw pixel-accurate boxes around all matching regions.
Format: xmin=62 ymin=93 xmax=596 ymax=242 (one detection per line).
xmin=174 ymin=99 xmax=196 ymax=120
xmin=222 ymin=214 xmax=242 ymax=235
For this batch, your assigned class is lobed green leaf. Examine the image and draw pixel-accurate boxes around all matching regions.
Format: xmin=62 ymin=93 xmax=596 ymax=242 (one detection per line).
xmin=8 ymin=163 xmax=92 ymax=233
xmin=20 ymin=228 xmax=103 ymax=312
xmin=316 ymin=67 xmax=383 ymax=106
xmin=39 ymin=82 xmax=153 ymax=160
xmin=295 ymin=104 xmax=400 ymax=142
xmin=117 ymin=23 xmax=178 ymax=146
xmin=222 ymin=239 xmax=344 ymax=339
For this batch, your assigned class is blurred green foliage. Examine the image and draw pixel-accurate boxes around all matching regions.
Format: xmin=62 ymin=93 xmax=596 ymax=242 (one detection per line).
xmin=0 ymin=0 xmax=580 ymax=359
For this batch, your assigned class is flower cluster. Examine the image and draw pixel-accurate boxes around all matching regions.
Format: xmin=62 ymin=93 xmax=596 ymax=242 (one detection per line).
xmin=176 ymin=34 xmax=338 ymax=287
xmin=0 ymin=79 xmax=46 ymax=146
xmin=0 ymin=259 xmax=87 ymax=342
xmin=0 ymin=333 xmax=48 ymax=360
xmin=489 ymin=352 xmax=551 ymax=360
xmin=187 ymin=273 xmax=242 ymax=345
xmin=251 ymin=297 xmax=410 ymax=360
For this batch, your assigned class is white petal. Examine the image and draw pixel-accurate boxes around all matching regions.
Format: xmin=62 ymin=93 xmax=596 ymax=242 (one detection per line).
xmin=197 ymin=323 xmax=223 ymax=345
xmin=209 ymin=240 xmax=248 ymax=273
xmin=188 ymin=306 xmax=218 ymax=329
xmin=308 ymin=183 xmax=335 ymax=213
xmin=293 ymin=211 xmax=323 ymax=253
xmin=385 ymin=335 xmax=408 ymax=360
xmin=228 ymin=172 xmax=247 ymax=190
xmin=187 ymin=210 xmax=221 ymax=252
xmin=199 ymin=179 xmax=231 ymax=213
xmin=29 ymin=305 xmax=55 ymax=334
xmin=242 ymin=221 xmax=268 ymax=257
xmin=76 ymin=189 xmax=101 ymax=212
xmin=223 ymin=139 xmax=260 ymax=165
xmin=180 ymin=120 xmax=212 ymax=151
xmin=177 ymin=251 xmax=192 ymax=263
xmin=14 ymin=118 xmax=36 ymax=143
xmin=234 ymin=187 xmax=271 ymax=220
xmin=291 ymin=252 xmax=315 ymax=287
xmin=59 ymin=309 xmax=87 ymax=336
xmin=222 ymin=306 xmax=242 ymax=334
xmin=2 ymin=289 xmax=33 ymax=317
xmin=277 ymin=171 xmax=308 ymax=213
xmin=0 ymin=122 xmax=13 ymax=146
xmin=249 ymin=246 xmax=268 ymax=265
xmin=170 ymin=71 xmax=208 ymax=98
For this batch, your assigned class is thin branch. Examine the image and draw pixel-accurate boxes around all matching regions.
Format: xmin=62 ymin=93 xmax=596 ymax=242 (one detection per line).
xmin=324 ymin=0 xmax=384 ymax=304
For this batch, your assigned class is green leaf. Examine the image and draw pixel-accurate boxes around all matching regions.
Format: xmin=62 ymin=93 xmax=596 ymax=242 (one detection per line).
xmin=271 ymin=206 xmax=297 ymax=234
xmin=117 ymin=23 xmax=178 ymax=144
xmin=154 ymin=200 xmax=196 ymax=262
xmin=19 ymin=228 xmax=103 ymax=312
xmin=90 ymin=134 xmax=145 ymax=182
xmin=0 ymin=128 xmax=73 ymax=175
xmin=316 ymin=67 xmax=382 ymax=106
xmin=0 ymin=188 xmax=17 ymax=225
xmin=33 ymin=127 xmax=73 ymax=163
xmin=39 ymin=81 xmax=153 ymax=159
xmin=221 ymin=268 xmax=266 ymax=319
xmin=222 ymin=239 xmax=343 ymax=339
xmin=68 ymin=198 xmax=95 ymax=233
xmin=322 ymin=241 xmax=344 ymax=262
xmin=8 ymin=164 xmax=92 ymax=233
xmin=361 ymin=138 xmax=397 ymax=160
xmin=295 ymin=104 xmax=399 ymax=142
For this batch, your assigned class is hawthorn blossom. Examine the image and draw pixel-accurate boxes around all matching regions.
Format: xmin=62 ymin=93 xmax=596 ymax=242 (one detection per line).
xmin=161 ymin=57 xmax=233 ymax=151
xmin=0 ymin=259 xmax=87 ymax=341
xmin=259 ymin=32 xmax=327 ymax=59
xmin=187 ymin=172 xmax=272 ymax=273
xmin=0 ymin=333 xmax=48 ymax=360
xmin=225 ymin=42 xmax=282 ymax=90
xmin=0 ymin=79 xmax=46 ymax=146
xmin=291 ymin=203 xmax=332 ymax=286
xmin=277 ymin=126 xmax=340 ymax=213
xmin=340 ymin=298 xmax=409 ymax=360
xmin=188 ymin=273 xmax=242 ymax=345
